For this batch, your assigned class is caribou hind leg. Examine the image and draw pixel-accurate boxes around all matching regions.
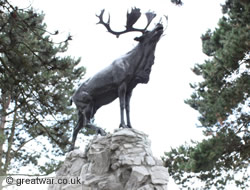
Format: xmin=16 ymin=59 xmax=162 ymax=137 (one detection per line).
xmin=69 ymin=111 xmax=85 ymax=151
xmin=69 ymin=105 xmax=106 ymax=152
xmin=85 ymin=123 xmax=107 ymax=136
xmin=84 ymin=104 xmax=107 ymax=136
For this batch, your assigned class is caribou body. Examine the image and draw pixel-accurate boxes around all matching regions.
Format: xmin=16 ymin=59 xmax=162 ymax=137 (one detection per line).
xmin=70 ymin=8 xmax=164 ymax=151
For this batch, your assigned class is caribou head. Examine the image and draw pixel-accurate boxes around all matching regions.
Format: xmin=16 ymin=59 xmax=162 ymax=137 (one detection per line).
xmin=134 ymin=23 xmax=163 ymax=43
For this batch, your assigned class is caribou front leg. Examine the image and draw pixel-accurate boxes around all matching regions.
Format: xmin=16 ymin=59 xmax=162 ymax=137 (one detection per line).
xmin=118 ymin=83 xmax=128 ymax=128
xmin=125 ymin=91 xmax=132 ymax=128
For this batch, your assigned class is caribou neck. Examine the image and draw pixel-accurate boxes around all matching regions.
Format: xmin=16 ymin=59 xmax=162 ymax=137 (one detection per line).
xmin=128 ymin=42 xmax=157 ymax=75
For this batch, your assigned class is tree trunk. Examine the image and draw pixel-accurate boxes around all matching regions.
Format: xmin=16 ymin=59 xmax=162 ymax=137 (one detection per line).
xmin=0 ymin=93 xmax=11 ymax=189
xmin=4 ymin=105 xmax=17 ymax=173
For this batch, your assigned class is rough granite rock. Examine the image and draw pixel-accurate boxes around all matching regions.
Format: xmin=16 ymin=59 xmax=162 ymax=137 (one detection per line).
xmin=48 ymin=128 xmax=169 ymax=190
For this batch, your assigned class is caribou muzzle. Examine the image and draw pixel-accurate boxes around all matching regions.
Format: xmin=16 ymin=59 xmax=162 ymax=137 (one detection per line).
xmin=153 ymin=24 xmax=164 ymax=37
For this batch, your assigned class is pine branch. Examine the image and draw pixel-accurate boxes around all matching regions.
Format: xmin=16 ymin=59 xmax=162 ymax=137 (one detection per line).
xmin=13 ymin=136 xmax=38 ymax=154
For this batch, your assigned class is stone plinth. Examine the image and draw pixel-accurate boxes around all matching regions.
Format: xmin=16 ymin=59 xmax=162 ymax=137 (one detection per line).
xmin=48 ymin=128 xmax=169 ymax=190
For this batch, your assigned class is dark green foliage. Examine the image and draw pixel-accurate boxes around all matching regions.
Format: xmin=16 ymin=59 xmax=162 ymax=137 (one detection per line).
xmin=0 ymin=1 xmax=86 ymax=176
xmin=171 ymin=0 xmax=183 ymax=6
xmin=163 ymin=0 xmax=249 ymax=189
xmin=164 ymin=128 xmax=249 ymax=189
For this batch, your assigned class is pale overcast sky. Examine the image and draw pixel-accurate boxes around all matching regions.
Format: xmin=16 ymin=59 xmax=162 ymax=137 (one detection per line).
xmin=12 ymin=0 xmax=225 ymax=189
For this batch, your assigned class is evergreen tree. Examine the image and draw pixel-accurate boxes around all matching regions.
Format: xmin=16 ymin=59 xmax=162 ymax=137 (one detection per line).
xmin=0 ymin=0 xmax=85 ymax=182
xmin=163 ymin=0 xmax=249 ymax=189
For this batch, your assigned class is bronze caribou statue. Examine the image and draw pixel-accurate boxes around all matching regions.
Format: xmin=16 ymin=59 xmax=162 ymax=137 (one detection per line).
xmin=70 ymin=8 xmax=165 ymax=151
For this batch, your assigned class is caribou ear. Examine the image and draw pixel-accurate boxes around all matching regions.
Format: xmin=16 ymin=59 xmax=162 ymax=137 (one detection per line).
xmin=134 ymin=36 xmax=144 ymax=42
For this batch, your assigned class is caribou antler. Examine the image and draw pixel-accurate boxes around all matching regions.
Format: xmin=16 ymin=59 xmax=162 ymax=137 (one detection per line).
xmin=96 ymin=8 xmax=156 ymax=38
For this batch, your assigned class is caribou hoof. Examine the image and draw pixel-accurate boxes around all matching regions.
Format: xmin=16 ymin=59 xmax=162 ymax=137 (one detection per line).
xmin=68 ymin=145 xmax=75 ymax=152
xmin=127 ymin=124 xmax=132 ymax=128
xmin=119 ymin=123 xmax=129 ymax=128
xmin=97 ymin=127 xmax=107 ymax=136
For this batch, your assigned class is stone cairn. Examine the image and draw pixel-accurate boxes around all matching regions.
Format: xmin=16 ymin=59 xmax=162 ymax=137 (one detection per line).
xmin=48 ymin=128 xmax=169 ymax=190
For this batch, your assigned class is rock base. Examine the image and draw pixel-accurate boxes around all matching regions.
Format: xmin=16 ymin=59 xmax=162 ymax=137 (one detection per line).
xmin=48 ymin=128 xmax=169 ymax=190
